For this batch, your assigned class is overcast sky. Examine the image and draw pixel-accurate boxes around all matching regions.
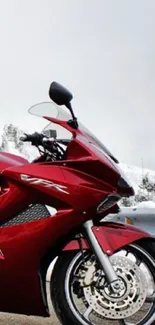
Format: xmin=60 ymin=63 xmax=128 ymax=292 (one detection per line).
xmin=0 ymin=0 xmax=155 ymax=169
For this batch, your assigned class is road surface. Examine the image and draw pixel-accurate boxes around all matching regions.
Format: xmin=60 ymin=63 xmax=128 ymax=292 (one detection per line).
xmin=0 ymin=312 xmax=60 ymax=325
xmin=0 ymin=293 xmax=60 ymax=325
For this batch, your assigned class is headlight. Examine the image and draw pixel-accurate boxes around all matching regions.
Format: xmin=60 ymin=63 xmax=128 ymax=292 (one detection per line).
xmin=97 ymin=194 xmax=121 ymax=214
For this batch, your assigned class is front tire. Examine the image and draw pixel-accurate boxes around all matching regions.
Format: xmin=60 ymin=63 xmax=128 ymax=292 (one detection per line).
xmin=51 ymin=242 xmax=155 ymax=325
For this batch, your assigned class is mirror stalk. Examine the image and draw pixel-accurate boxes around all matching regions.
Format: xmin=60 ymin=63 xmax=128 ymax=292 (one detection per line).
xmin=66 ymin=102 xmax=78 ymax=129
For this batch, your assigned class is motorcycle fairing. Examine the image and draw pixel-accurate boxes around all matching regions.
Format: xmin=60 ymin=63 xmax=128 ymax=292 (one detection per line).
xmin=0 ymin=209 xmax=77 ymax=316
xmin=0 ymin=152 xmax=28 ymax=170
xmin=63 ymin=222 xmax=152 ymax=255
xmin=2 ymin=162 xmax=117 ymax=214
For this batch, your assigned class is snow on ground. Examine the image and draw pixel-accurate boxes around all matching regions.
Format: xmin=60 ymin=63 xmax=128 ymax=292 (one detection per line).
xmin=134 ymin=201 xmax=155 ymax=208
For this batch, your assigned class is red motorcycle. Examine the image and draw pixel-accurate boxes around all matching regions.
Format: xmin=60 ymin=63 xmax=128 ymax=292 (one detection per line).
xmin=0 ymin=82 xmax=155 ymax=325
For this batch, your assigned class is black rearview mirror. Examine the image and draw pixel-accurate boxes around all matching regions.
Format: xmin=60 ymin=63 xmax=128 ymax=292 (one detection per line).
xmin=49 ymin=82 xmax=73 ymax=107
xmin=49 ymin=81 xmax=78 ymax=129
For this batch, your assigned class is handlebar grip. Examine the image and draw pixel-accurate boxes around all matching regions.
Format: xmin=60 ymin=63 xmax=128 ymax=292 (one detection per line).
xmin=20 ymin=135 xmax=29 ymax=142
xmin=20 ymin=133 xmax=44 ymax=146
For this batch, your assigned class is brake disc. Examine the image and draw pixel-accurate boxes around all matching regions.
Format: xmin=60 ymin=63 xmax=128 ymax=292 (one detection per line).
xmin=83 ymin=255 xmax=147 ymax=319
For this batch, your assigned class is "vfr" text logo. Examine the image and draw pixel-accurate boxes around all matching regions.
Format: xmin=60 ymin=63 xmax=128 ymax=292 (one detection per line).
xmin=20 ymin=174 xmax=69 ymax=194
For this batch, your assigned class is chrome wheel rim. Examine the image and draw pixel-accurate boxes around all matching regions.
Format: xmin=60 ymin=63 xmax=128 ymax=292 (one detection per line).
xmin=65 ymin=244 xmax=155 ymax=325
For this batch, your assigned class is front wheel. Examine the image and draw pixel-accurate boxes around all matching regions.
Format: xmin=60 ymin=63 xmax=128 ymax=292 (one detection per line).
xmin=51 ymin=242 xmax=155 ymax=325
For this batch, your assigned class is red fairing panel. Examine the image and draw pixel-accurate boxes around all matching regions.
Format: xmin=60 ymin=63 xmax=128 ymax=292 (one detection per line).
xmin=0 ymin=180 xmax=32 ymax=222
xmin=3 ymin=164 xmax=115 ymax=212
xmin=91 ymin=222 xmax=151 ymax=254
xmin=0 ymin=209 xmax=89 ymax=317
xmin=63 ymin=222 xmax=151 ymax=255
xmin=0 ymin=152 xmax=28 ymax=169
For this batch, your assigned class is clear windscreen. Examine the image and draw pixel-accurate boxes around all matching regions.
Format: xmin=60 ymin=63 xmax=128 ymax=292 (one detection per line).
xmin=28 ymin=102 xmax=119 ymax=163
xmin=28 ymin=101 xmax=71 ymax=121
xmin=29 ymin=102 xmax=73 ymax=140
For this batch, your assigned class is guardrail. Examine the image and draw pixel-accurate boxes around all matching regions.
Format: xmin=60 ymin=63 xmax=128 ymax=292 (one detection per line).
xmin=105 ymin=205 xmax=155 ymax=236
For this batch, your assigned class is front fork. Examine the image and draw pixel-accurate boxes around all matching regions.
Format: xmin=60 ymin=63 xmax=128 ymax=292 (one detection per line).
xmin=83 ymin=220 xmax=124 ymax=293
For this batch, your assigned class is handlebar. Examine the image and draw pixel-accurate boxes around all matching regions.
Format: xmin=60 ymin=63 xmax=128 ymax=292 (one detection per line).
xmin=20 ymin=135 xmax=27 ymax=142
xmin=20 ymin=132 xmax=56 ymax=146
xmin=20 ymin=132 xmax=67 ymax=161
xmin=20 ymin=132 xmax=44 ymax=146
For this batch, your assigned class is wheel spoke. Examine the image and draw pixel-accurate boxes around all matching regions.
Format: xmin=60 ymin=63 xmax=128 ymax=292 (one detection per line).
xmin=125 ymin=250 xmax=129 ymax=257
xmin=119 ymin=320 xmax=126 ymax=325
xmin=119 ymin=320 xmax=134 ymax=325
xmin=136 ymin=257 xmax=142 ymax=266
xmin=146 ymin=293 xmax=155 ymax=302
xmin=83 ymin=306 xmax=93 ymax=320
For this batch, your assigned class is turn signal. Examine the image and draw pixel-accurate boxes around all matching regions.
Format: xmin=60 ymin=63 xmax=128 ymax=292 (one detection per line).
xmin=125 ymin=217 xmax=133 ymax=225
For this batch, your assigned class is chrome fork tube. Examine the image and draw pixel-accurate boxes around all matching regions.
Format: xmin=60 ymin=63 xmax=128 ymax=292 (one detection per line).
xmin=83 ymin=220 xmax=118 ymax=284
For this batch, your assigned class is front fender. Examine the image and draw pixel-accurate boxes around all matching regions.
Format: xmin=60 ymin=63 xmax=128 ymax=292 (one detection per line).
xmin=63 ymin=221 xmax=153 ymax=255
